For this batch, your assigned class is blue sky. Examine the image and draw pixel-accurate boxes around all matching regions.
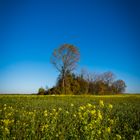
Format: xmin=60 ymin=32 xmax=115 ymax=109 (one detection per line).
xmin=0 ymin=0 xmax=140 ymax=93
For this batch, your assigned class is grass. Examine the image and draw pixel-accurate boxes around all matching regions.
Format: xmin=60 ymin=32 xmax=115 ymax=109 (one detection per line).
xmin=0 ymin=94 xmax=140 ymax=140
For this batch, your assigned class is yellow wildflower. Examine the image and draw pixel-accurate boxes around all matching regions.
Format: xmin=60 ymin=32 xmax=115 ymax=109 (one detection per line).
xmin=79 ymin=106 xmax=84 ymax=110
xmin=99 ymin=100 xmax=104 ymax=107
xmin=97 ymin=130 xmax=101 ymax=135
xmin=5 ymin=127 xmax=10 ymax=134
xmin=116 ymin=134 xmax=121 ymax=140
xmin=44 ymin=110 xmax=48 ymax=117
xmin=70 ymin=103 xmax=74 ymax=107
xmin=3 ymin=119 xmax=11 ymax=126
xmin=53 ymin=109 xmax=56 ymax=112
xmin=98 ymin=110 xmax=102 ymax=120
xmin=41 ymin=124 xmax=49 ymax=132
xmin=91 ymin=110 xmax=96 ymax=115
xmin=87 ymin=103 xmax=92 ymax=108
xmin=106 ymin=127 xmax=111 ymax=133
xmin=110 ymin=119 xmax=114 ymax=125
xmin=58 ymin=108 xmax=62 ymax=111
xmin=66 ymin=111 xmax=69 ymax=114
xmin=108 ymin=104 xmax=113 ymax=109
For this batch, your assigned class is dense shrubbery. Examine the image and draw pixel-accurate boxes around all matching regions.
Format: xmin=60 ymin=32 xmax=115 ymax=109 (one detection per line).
xmin=38 ymin=71 xmax=126 ymax=95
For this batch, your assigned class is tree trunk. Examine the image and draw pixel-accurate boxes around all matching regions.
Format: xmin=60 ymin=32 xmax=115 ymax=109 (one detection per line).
xmin=61 ymin=69 xmax=66 ymax=94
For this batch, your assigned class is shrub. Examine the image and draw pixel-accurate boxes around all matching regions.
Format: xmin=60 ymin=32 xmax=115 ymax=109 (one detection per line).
xmin=38 ymin=87 xmax=46 ymax=95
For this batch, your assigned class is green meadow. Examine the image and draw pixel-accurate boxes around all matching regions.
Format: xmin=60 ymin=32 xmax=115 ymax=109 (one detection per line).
xmin=0 ymin=94 xmax=140 ymax=140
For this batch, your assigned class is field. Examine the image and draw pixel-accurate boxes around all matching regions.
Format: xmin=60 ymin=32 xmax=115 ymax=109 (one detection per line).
xmin=0 ymin=94 xmax=140 ymax=140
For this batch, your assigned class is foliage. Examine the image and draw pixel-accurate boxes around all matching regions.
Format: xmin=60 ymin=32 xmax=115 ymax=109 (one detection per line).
xmin=38 ymin=87 xmax=46 ymax=95
xmin=47 ymin=71 xmax=126 ymax=95
xmin=112 ymin=80 xmax=126 ymax=94
xmin=0 ymin=95 xmax=140 ymax=140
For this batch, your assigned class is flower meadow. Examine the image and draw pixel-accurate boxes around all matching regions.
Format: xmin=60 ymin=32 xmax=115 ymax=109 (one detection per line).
xmin=0 ymin=95 xmax=140 ymax=140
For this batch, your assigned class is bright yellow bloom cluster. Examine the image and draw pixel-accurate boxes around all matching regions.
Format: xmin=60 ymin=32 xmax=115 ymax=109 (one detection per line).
xmin=71 ymin=103 xmax=74 ymax=107
xmin=116 ymin=134 xmax=122 ymax=140
xmin=106 ymin=127 xmax=111 ymax=133
xmin=99 ymin=100 xmax=104 ymax=107
xmin=44 ymin=110 xmax=48 ymax=117
xmin=108 ymin=104 xmax=113 ymax=109
xmin=2 ymin=119 xmax=14 ymax=126
xmin=97 ymin=110 xmax=102 ymax=120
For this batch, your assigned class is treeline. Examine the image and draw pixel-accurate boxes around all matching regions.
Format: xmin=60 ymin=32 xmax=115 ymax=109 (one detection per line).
xmin=37 ymin=43 xmax=126 ymax=95
xmin=38 ymin=71 xmax=126 ymax=95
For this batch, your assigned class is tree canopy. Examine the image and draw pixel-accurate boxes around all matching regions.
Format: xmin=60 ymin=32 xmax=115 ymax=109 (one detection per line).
xmin=38 ymin=44 xmax=126 ymax=95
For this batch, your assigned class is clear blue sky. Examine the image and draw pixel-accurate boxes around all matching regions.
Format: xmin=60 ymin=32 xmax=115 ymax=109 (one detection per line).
xmin=0 ymin=0 xmax=140 ymax=93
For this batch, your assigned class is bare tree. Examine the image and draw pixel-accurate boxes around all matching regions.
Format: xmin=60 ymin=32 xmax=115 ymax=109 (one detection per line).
xmin=51 ymin=44 xmax=80 ymax=93
xmin=112 ymin=80 xmax=126 ymax=93
xmin=99 ymin=71 xmax=116 ymax=85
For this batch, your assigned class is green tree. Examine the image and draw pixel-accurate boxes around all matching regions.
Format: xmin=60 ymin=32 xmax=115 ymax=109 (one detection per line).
xmin=76 ymin=76 xmax=89 ymax=95
xmin=38 ymin=87 xmax=46 ymax=95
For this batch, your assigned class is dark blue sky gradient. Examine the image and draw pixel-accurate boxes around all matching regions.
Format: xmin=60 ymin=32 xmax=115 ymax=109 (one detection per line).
xmin=0 ymin=0 xmax=140 ymax=93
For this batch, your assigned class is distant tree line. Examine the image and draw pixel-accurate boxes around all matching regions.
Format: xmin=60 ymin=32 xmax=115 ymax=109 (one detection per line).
xmin=38 ymin=44 xmax=126 ymax=95
xmin=38 ymin=71 xmax=126 ymax=95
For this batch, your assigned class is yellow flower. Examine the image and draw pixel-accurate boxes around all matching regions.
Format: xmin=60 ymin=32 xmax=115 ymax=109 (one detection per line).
xmin=108 ymin=104 xmax=113 ymax=109
xmin=44 ymin=110 xmax=48 ymax=117
xmin=91 ymin=110 xmax=96 ymax=115
xmin=106 ymin=127 xmax=111 ymax=133
xmin=41 ymin=124 xmax=49 ymax=132
xmin=97 ymin=130 xmax=101 ymax=135
xmin=98 ymin=110 xmax=102 ymax=120
xmin=70 ymin=103 xmax=74 ymax=107
xmin=78 ymin=112 xmax=82 ymax=119
xmin=2 ymin=119 xmax=11 ymax=126
xmin=7 ymin=113 xmax=12 ymax=117
xmin=28 ymin=112 xmax=33 ymax=115
xmin=110 ymin=119 xmax=114 ymax=125
xmin=53 ymin=109 xmax=56 ymax=112
xmin=79 ymin=106 xmax=85 ymax=110
xmin=116 ymin=134 xmax=121 ymax=140
xmin=99 ymin=100 xmax=104 ymax=107
xmin=66 ymin=111 xmax=69 ymax=114
xmin=5 ymin=127 xmax=10 ymax=134
xmin=87 ymin=103 xmax=92 ymax=108
xmin=92 ymin=105 xmax=96 ymax=109
xmin=58 ymin=108 xmax=62 ymax=111
xmin=55 ymin=112 xmax=58 ymax=116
